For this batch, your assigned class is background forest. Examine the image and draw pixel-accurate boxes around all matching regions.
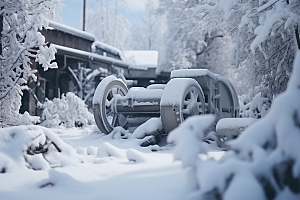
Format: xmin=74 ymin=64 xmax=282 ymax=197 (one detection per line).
xmin=77 ymin=0 xmax=300 ymax=109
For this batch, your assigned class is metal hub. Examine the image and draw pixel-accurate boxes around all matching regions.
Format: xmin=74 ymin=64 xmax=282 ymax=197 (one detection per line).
xmin=182 ymin=87 xmax=203 ymax=120
xmin=104 ymin=86 xmax=127 ymax=128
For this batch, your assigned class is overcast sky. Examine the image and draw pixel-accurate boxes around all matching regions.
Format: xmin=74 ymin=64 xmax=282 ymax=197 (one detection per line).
xmin=59 ymin=0 xmax=156 ymax=30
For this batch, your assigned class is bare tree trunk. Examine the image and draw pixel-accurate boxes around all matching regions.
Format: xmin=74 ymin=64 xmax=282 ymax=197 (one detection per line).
xmin=148 ymin=37 xmax=151 ymax=50
xmin=0 ymin=15 xmax=3 ymax=56
xmin=295 ymin=26 xmax=300 ymax=50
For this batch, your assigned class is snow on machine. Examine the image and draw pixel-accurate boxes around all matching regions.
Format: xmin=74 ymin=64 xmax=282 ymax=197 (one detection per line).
xmin=93 ymin=69 xmax=240 ymax=138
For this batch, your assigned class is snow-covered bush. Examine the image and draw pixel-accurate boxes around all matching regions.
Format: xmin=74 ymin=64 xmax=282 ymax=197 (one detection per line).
xmin=0 ymin=0 xmax=60 ymax=127
xmin=240 ymin=92 xmax=272 ymax=119
xmin=169 ymin=50 xmax=300 ymax=200
xmin=39 ymin=92 xmax=94 ymax=128
xmin=17 ymin=111 xmax=40 ymax=125
xmin=0 ymin=125 xmax=83 ymax=172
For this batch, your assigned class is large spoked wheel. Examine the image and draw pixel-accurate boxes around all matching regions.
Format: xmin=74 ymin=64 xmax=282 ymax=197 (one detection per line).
xmin=93 ymin=76 xmax=128 ymax=134
xmin=160 ymin=78 xmax=205 ymax=133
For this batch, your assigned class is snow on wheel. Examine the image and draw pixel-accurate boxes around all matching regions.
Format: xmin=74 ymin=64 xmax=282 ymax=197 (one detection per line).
xmin=93 ymin=76 xmax=128 ymax=134
xmin=160 ymin=78 xmax=205 ymax=133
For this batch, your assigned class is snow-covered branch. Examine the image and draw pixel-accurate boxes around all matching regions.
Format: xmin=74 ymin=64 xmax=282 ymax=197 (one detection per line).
xmin=0 ymin=0 xmax=60 ymax=126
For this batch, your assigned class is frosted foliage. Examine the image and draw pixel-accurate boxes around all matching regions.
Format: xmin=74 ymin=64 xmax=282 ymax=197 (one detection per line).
xmin=0 ymin=0 xmax=59 ymax=125
xmin=85 ymin=0 xmax=130 ymax=50
xmin=171 ymin=51 xmax=300 ymax=200
xmin=196 ymin=35 xmax=234 ymax=75
xmin=241 ymin=92 xmax=271 ymax=119
xmin=39 ymin=92 xmax=95 ymax=128
xmin=0 ymin=86 xmax=22 ymax=127
xmin=128 ymin=0 xmax=166 ymax=52
xmin=156 ymin=0 xmax=228 ymax=74
xmin=17 ymin=111 xmax=40 ymax=125
xmin=198 ymin=0 xmax=300 ymax=97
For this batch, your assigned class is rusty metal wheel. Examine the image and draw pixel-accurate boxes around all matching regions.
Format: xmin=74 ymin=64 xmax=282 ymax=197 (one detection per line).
xmin=160 ymin=78 xmax=205 ymax=133
xmin=93 ymin=76 xmax=128 ymax=134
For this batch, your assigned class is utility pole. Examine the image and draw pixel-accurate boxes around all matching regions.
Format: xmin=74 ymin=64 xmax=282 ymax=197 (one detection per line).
xmin=113 ymin=0 xmax=118 ymax=46
xmin=83 ymin=0 xmax=86 ymax=31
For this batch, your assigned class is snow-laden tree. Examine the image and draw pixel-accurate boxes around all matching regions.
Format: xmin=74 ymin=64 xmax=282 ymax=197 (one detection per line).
xmin=156 ymin=0 xmax=230 ymax=75
xmin=0 ymin=0 xmax=60 ymax=127
xmin=168 ymin=50 xmax=300 ymax=200
xmin=196 ymin=30 xmax=233 ymax=73
xmin=197 ymin=0 xmax=300 ymax=98
xmin=127 ymin=0 xmax=166 ymax=51
xmin=85 ymin=0 xmax=130 ymax=50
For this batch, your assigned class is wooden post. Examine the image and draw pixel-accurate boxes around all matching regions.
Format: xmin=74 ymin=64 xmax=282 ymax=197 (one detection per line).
xmin=83 ymin=0 xmax=86 ymax=31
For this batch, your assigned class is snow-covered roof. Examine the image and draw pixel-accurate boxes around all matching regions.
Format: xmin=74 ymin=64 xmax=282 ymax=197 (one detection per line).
xmin=123 ymin=51 xmax=158 ymax=70
xmin=48 ymin=20 xmax=95 ymax=41
xmin=92 ymin=41 xmax=122 ymax=56
xmin=53 ymin=44 xmax=129 ymax=68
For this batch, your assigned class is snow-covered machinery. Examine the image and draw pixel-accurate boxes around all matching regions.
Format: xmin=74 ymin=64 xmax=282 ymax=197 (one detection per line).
xmin=93 ymin=69 xmax=239 ymax=134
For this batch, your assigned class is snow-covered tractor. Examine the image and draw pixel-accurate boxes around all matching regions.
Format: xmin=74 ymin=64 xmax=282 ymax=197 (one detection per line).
xmin=93 ymin=69 xmax=239 ymax=135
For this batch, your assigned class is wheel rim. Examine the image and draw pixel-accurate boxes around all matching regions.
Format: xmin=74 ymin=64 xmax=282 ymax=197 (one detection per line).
xmin=103 ymin=85 xmax=128 ymax=130
xmin=182 ymin=87 xmax=204 ymax=120
xmin=160 ymin=78 xmax=205 ymax=133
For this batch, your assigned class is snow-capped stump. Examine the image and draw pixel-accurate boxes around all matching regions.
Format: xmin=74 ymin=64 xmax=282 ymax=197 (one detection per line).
xmin=0 ymin=125 xmax=83 ymax=171
xmin=216 ymin=118 xmax=257 ymax=148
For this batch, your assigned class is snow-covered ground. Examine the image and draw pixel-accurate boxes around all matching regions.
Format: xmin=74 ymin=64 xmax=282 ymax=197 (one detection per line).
xmin=0 ymin=125 xmax=224 ymax=200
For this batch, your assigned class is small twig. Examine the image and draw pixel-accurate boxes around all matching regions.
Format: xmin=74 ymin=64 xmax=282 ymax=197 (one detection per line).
xmin=51 ymin=142 xmax=61 ymax=152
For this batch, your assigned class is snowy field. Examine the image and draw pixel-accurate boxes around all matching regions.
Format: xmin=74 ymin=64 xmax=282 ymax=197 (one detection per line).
xmin=0 ymin=124 xmax=224 ymax=200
